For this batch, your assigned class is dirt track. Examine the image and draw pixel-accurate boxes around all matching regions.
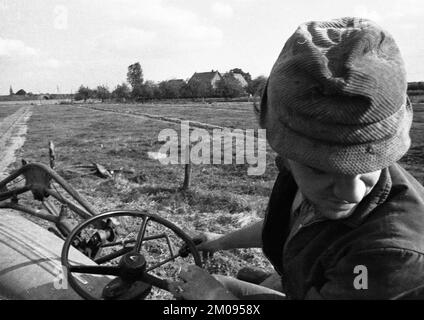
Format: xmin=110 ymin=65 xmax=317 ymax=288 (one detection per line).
xmin=0 ymin=106 xmax=33 ymax=180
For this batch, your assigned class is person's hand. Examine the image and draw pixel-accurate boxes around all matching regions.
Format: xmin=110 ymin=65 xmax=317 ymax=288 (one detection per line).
xmin=169 ymin=265 xmax=237 ymax=300
xmin=179 ymin=232 xmax=222 ymax=261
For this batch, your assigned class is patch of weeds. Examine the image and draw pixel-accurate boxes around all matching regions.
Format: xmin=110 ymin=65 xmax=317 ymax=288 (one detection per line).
xmin=180 ymin=188 xmax=252 ymax=213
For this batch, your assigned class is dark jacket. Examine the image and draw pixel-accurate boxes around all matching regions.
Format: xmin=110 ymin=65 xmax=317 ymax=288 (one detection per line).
xmin=262 ymin=163 xmax=424 ymax=299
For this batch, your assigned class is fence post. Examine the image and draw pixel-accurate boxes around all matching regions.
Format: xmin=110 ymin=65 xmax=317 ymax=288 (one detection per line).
xmin=182 ymin=145 xmax=191 ymax=191
xmin=49 ymin=141 xmax=56 ymax=169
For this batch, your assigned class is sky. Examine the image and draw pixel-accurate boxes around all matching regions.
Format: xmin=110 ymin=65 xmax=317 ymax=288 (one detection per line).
xmin=1 ymin=0 xmax=424 ymax=95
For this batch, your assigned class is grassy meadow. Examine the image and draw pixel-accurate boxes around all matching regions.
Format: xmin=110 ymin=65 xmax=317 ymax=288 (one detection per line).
xmin=0 ymin=105 xmax=21 ymax=120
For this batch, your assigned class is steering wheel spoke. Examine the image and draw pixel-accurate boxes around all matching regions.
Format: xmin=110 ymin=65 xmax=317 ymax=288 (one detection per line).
xmin=94 ymin=246 xmax=134 ymax=264
xmin=140 ymin=271 xmax=170 ymax=291
xmin=134 ymin=216 xmax=150 ymax=252
xmin=145 ymin=252 xmax=182 ymax=272
xmin=69 ymin=265 xmax=121 ymax=276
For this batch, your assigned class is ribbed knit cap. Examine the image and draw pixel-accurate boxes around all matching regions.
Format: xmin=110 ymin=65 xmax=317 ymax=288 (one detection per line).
xmin=259 ymin=17 xmax=412 ymax=175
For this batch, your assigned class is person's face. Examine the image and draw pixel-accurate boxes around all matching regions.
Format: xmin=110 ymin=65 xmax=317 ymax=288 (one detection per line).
xmin=287 ymin=159 xmax=382 ymax=220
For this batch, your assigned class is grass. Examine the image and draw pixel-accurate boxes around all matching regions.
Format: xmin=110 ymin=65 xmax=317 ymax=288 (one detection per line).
xmin=0 ymin=105 xmax=21 ymax=120
xmin=82 ymin=102 xmax=260 ymax=129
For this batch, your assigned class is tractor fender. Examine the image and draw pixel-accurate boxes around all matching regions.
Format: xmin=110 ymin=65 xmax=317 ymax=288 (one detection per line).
xmin=0 ymin=211 xmax=109 ymax=299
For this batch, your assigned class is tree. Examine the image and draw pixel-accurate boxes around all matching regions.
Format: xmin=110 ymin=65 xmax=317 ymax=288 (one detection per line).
xmin=408 ymin=82 xmax=424 ymax=91
xmin=215 ymin=73 xmax=245 ymax=98
xmin=229 ymin=68 xmax=252 ymax=84
xmin=247 ymin=76 xmax=268 ymax=97
xmin=131 ymin=85 xmax=144 ymax=100
xmin=112 ymin=83 xmax=131 ymax=101
xmin=74 ymin=85 xmax=94 ymax=102
xmin=127 ymin=62 xmax=144 ymax=99
xmin=182 ymin=79 xmax=213 ymax=98
xmin=158 ymin=80 xmax=183 ymax=99
xmin=9 ymin=86 xmax=13 ymax=95
xmin=96 ymin=85 xmax=111 ymax=102
xmin=153 ymin=83 xmax=162 ymax=99
xmin=140 ymin=81 xmax=157 ymax=100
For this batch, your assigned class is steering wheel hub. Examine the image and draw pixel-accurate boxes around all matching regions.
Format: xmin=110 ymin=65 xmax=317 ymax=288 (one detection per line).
xmin=119 ymin=253 xmax=146 ymax=281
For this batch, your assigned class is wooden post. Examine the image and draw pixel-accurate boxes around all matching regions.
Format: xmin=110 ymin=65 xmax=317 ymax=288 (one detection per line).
xmin=49 ymin=141 xmax=56 ymax=169
xmin=182 ymin=145 xmax=191 ymax=191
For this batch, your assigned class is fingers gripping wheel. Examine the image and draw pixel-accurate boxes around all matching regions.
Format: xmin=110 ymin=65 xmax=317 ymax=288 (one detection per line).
xmin=61 ymin=210 xmax=202 ymax=300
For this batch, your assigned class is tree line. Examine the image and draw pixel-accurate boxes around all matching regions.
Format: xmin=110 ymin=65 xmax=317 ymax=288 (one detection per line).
xmin=74 ymin=62 xmax=268 ymax=102
xmin=408 ymin=82 xmax=424 ymax=96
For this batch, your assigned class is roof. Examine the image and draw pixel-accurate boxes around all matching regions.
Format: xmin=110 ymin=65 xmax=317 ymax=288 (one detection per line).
xmin=167 ymin=79 xmax=185 ymax=86
xmin=189 ymin=71 xmax=222 ymax=84
xmin=231 ymin=73 xmax=249 ymax=87
xmin=15 ymin=89 xmax=27 ymax=95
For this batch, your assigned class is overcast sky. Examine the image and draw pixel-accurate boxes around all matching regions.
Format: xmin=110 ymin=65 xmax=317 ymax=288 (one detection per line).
xmin=1 ymin=0 xmax=423 ymax=95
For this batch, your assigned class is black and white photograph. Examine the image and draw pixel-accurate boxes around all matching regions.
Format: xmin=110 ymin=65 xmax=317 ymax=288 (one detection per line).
xmin=1 ymin=0 xmax=424 ymax=308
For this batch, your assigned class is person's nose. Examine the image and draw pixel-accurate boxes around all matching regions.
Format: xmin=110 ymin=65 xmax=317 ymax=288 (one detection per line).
xmin=332 ymin=175 xmax=366 ymax=204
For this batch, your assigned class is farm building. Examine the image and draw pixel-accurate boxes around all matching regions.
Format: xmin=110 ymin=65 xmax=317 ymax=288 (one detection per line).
xmin=15 ymin=89 xmax=27 ymax=96
xmin=188 ymin=70 xmax=223 ymax=89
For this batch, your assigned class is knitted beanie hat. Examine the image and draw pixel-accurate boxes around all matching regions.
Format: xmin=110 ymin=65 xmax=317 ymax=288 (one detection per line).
xmin=258 ymin=17 xmax=412 ymax=175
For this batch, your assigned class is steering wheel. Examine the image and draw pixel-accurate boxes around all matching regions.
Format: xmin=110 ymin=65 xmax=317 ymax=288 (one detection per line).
xmin=61 ymin=210 xmax=202 ymax=300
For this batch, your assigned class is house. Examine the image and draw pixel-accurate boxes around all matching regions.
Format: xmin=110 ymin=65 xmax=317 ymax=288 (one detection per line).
xmin=188 ymin=70 xmax=223 ymax=89
xmin=15 ymin=89 xmax=27 ymax=96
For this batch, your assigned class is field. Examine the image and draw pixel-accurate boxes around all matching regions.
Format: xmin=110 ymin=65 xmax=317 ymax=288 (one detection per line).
xmin=86 ymin=102 xmax=260 ymax=129
xmin=0 ymin=105 xmax=21 ymax=119
xmin=399 ymin=103 xmax=424 ymax=184
xmin=1 ymin=100 xmax=424 ymax=299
